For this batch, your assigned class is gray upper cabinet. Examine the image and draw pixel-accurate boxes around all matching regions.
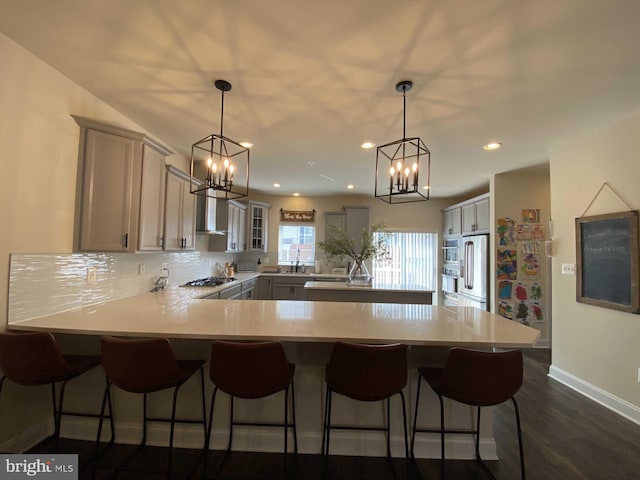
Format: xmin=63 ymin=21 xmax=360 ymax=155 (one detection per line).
xmin=344 ymin=206 xmax=369 ymax=250
xmin=226 ymin=200 xmax=247 ymax=253
xmin=443 ymin=206 xmax=462 ymax=237
xmin=461 ymin=194 xmax=490 ymax=234
xmin=248 ymin=201 xmax=270 ymax=252
xmin=164 ymin=166 xmax=197 ymax=250
xmin=325 ymin=212 xmax=346 ymax=241
xmin=73 ymin=116 xmax=172 ymax=253
xmin=138 ymin=141 xmax=171 ymax=251
xmin=74 ymin=117 xmax=142 ymax=252
xmin=444 ymin=193 xmax=490 ymax=238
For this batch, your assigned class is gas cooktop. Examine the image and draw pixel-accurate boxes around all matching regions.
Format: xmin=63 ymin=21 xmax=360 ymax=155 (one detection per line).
xmin=181 ymin=276 xmax=235 ymax=287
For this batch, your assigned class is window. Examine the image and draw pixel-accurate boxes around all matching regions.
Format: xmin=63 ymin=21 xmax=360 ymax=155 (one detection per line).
xmin=278 ymin=225 xmax=316 ymax=266
xmin=372 ymin=232 xmax=437 ymax=290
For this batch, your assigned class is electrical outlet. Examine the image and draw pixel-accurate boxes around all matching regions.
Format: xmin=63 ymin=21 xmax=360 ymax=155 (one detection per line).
xmin=86 ymin=267 xmax=97 ymax=283
xmin=139 ymin=263 xmax=146 ymax=275
xmin=561 ymin=263 xmax=575 ymax=275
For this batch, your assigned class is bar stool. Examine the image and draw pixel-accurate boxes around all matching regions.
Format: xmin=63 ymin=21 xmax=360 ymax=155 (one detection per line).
xmin=204 ymin=341 xmax=297 ymax=475
xmin=322 ymin=342 xmax=409 ymax=459
xmin=97 ymin=336 xmax=206 ymax=475
xmin=411 ymin=347 xmax=526 ymax=480
xmin=0 ymin=331 xmax=111 ymax=446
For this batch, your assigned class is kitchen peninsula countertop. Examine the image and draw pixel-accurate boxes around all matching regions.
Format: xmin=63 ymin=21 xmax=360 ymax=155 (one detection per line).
xmin=9 ymin=287 xmax=539 ymax=347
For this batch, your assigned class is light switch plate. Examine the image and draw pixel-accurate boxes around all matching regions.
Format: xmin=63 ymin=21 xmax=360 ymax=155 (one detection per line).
xmin=561 ymin=263 xmax=575 ymax=275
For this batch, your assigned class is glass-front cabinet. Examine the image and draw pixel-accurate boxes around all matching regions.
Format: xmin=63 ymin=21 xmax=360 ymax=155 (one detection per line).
xmin=248 ymin=201 xmax=270 ymax=252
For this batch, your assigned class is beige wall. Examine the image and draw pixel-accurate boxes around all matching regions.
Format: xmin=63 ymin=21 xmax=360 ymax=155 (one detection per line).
xmin=550 ymin=108 xmax=640 ymax=412
xmin=245 ymin=191 xmax=451 ymax=254
xmin=492 ymin=166 xmax=551 ymax=345
xmin=0 ymin=33 xmax=170 ymax=448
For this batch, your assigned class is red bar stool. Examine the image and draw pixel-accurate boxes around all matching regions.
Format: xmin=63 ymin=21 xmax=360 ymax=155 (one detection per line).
xmin=0 ymin=331 xmax=111 ymax=446
xmin=98 ymin=336 xmax=206 ymax=476
xmin=411 ymin=347 xmax=526 ymax=479
xmin=322 ymin=342 xmax=409 ymax=460
xmin=204 ymin=341 xmax=297 ymax=475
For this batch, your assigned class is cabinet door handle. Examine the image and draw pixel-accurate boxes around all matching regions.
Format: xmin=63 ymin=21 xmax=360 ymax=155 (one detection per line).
xmin=160 ymin=236 xmax=164 ymax=248
xmin=124 ymin=233 xmax=128 ymax=248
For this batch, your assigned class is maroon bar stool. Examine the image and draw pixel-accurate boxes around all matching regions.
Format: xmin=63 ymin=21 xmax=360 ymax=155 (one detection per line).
xmin=322 ymin=342 xmax=409 ymax=460
xmin=98 ymin=336 xmax=206 ymax=476
xmin=411 ymin=347 xmax=526 ymax=479
xmin=204 ymin=341 xmax=297 ymax=475
xmin=0 ymin=331 xmax=111 ymax=446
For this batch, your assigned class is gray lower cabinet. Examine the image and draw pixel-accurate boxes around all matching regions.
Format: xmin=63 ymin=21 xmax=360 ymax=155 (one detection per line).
xmin=271 ymin=277 xmax=308 ymax=300
xmin=241 ymin=279 xmax=257 ymax=300
xmin=256 ymin=277 xmax=273 ymax=300
xmin=219 ymin=284 xmax=242 ymax=300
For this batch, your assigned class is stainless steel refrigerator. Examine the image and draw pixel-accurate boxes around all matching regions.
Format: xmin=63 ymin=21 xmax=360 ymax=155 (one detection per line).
xmin=458 ymin=234 xmax=489 ymax=310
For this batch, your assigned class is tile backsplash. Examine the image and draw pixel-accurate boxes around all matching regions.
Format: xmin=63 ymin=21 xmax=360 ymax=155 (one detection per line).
xmin=8 ymin=247 xmax=235 ymax=324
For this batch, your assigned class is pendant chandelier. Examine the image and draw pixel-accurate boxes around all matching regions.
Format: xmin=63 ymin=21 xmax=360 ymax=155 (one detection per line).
xmin=374 ymin=80 xmax=430 ymax=203
xmin=190 ymin=79 xmax=249 ymax=200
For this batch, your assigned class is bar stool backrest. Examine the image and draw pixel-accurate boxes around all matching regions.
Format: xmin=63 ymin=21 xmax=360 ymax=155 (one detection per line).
xmin=101 ymin=336 xmax=182 ymax=393
xmin=210 ymin=341 xmax=291 ymax=399
xmin=326 ymin=342 xmax=408 ymax=401
xmin=436 ymin=348 xmax=523 ymax=406
xmin=0 ymin=331 xmax=71 ymax=385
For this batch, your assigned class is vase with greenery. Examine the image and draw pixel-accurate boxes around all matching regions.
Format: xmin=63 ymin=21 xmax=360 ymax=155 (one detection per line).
xmin=318 ymin=222 xmax=390 ymax=285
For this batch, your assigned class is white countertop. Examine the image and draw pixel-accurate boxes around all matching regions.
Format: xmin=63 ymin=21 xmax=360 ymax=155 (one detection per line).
xmin=303 ymin=281 xmax=434 ymax=293
xmin=9 ymin=287 xmax=540 ymax=347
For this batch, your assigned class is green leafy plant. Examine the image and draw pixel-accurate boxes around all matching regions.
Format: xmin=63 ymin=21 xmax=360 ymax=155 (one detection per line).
xmin=318 ymin=222 xmax=390 ymax=264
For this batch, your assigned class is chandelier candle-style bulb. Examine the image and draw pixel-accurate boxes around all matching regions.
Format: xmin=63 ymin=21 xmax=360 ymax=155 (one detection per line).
xmin=374 ymin=80 xmax=430 ymax=203
xmin=190 ymin=79 xmax=250 ymax=200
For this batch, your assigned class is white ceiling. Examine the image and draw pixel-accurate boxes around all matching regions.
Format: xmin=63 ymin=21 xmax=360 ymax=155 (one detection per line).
xmin=2 ymin=0 xmax=640 ymax=198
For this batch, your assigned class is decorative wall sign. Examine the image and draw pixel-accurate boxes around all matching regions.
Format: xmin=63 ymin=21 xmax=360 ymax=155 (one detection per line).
xmin=575 ymin=210 xmax=640 ymax=313
xmin=280 ymin=209 xmax=315 ymax=222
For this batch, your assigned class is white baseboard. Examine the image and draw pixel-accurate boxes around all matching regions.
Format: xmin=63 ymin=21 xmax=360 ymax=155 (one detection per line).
xmin=0 ymin=419 xmax=52 ymax=453
xmin=548 ymin=365 xmax=640 ymax=426
xmin=4 ymin=416 xmax=496 ymax=460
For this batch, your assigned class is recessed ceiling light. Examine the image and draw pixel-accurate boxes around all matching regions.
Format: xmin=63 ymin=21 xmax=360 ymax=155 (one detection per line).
xmin=239 ymin=141 xmax=254 ymax=148
xmin=347 ymin=184 xmax=354 ymax=190
xmin=483 ymin=142 xmax=502 ymax=151
xmin=272 ymin=183 xmax=281 ymax=188
xmin=361 ymin=142 xmax=375 ymax=149
xmin=293 ymin=192 xmax=300 ymax=197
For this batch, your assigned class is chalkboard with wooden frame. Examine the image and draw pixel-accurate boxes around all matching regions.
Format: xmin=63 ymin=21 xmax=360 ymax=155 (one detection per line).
xmin=575 ymin=210 xmax=640 ymax=313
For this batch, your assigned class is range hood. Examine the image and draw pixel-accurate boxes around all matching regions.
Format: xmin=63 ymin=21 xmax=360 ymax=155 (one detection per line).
xmin=196 ymin=194 xmax=227 ymax=235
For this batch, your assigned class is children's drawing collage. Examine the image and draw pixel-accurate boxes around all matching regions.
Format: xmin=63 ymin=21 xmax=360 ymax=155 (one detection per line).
xmin=497 ymin=209 xmax=545 ymax=325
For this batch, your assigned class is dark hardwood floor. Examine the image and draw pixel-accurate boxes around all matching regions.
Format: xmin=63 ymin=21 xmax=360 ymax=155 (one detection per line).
xmin=28 ymin=349 xmax=640 ymax=479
